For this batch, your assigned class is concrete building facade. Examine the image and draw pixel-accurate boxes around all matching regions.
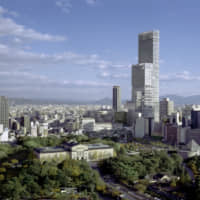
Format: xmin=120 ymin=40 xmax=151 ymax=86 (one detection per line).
xmin=0 ymin=96 xmax=9 ymax=129
xmin=113 ymin=86 xmax=121 ymax=112
xmin=191 ymin=109 xmax=200 ymax=129
xmin=160 ymin=98 xmax=174 ymax=120
xmin=138 ymin=31 xmax=160 ymax=122
xmin=35 ymin=143 xmax=114 ymax=162
xmin=132 ymin=63 xmax=154 ymax=119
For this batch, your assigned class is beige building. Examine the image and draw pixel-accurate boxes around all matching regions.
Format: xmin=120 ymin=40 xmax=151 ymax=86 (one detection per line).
xmin=35 ymin=142 xmax=114 ymax=162
xmin=160 ymin=98 xmax=174 ymax=120
xmin=35 ymin=147 xmax=69 ymax=162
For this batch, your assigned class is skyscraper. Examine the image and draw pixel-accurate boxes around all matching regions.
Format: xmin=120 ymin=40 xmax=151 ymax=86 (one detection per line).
xmin=21 ymin=115 xmax=31 ymax=134
xmin=132 ymin=63 xmax=154 ymax=118
xmin=133 ymin=30 xmax=160 ymax=122
xmin=191 ymin=108 xmax=200 ymax=129
xmin=160 ymin=98 xmax=174 ymax=120
xmin=0 ymin=96 xmax=9 ymax=129
xmin=112 ymin=86 xmax=121 ymax=112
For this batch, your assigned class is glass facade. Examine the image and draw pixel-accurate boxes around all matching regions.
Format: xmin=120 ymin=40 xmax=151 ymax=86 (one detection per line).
xmin=113 ymin=86 xmax=121 ymax=112
xmin=138 ymin=31 xmax=160 ymax=122
xmin=0 ymin=96 xmax=9 ymax=128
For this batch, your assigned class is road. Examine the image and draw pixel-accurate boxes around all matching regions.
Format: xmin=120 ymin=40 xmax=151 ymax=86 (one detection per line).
xmin=183 ymin=163 xmax=195 ymax=181
xmin=106 ymin=181 xmax=151 ymax=200
xmin=90 ymin=162 xmax=152 ymax=200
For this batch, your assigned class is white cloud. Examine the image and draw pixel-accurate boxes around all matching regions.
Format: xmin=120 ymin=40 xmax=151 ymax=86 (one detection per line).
xmin=56 ymin=0 xmax=72 ymax=14
xmin=160 ymin=70 xmax=200 ymax=81
xmin=0 ymin=6 xmax=19 ymax=17
xmin=99 ymin=69 xmax=200 ymax=83
xmin=13 ymin=37 xmax=22 ymax=44
xmin=160 ymin=59 xmax=165 ymax=64
xmin=85 ymin=0 xmax=97 ymax=5
xmin=0 ymin=6 xmax=66 ymax=41
xmin=0 ymin=70 xmax=111 ymax=87
xmin=0 ymin=43 xmax=128 ymax=70
xmin=55 ymin=0 xmax=98 ymax=14
xmin=99 ymin=71 xmax=129 ymax=79
xmin=0 ymin=70 xmax=112 ymax=100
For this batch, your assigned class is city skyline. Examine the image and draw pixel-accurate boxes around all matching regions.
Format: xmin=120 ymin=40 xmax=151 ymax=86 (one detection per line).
xmin=1 ymin=0 xmax=200 ymax=100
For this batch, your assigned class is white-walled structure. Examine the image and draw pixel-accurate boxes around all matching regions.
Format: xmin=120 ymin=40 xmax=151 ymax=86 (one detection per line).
xmin=94 ymin=123 xmax=112 ymax=132
xmin=82 ymin=118 xmax=95 ymax=132
xmin=0 ymin=128 xmax=9 ymax=142
xmin=0 ymin=124 xmax=3 ymax=134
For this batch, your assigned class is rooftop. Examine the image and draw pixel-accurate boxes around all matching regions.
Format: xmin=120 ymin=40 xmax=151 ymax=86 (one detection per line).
xmin=88 ymin=143 xmax=112 ymax=150
xmin=35 ymin=147 xmax=65 ymax=153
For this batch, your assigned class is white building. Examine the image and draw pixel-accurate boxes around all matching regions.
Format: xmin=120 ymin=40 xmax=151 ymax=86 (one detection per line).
xmin=0 ymin=124 xmax=3 ymax=134
xmin=134 ymin=115 xmax=145 ymax=138
xmin=31 ymin=122 xmax=38 ymax=137
xmin=39 ymin=123 xmax=48 ymax=137
xmin=0 ymin=128 xmax=9 ymax=142
xmin=94 ymin=123 xmax=112 ymax=132
xmin=81 ymin=118 xmax=95 ymax=132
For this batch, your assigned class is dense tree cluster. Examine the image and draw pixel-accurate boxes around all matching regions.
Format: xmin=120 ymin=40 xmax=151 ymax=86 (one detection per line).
xmin=0 ymin=157 xmax=105 ymax=200
xmin=0 ymin=137 xmax=106 ymax=200
xmin=17 ymin=136 xmax=64 ymax=149
xmin=99 ymin=151 xmax=183 ymax=185
xmin=186 ymin=156 xmax=200 ymax=200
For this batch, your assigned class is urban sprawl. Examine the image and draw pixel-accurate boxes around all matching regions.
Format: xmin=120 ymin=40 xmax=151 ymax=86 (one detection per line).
xmin=1 ymin=31 xmax=200 ymax=200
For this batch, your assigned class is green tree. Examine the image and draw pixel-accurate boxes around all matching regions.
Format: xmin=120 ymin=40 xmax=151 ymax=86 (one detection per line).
xmin=3 ymin=177 xmax=26 ymax=200
xmin=0 ymin=174 xmax=4 ymax=181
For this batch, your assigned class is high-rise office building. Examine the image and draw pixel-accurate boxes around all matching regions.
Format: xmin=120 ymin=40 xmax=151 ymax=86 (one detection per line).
xmin=21 ymin=115 xmax=31 ymax=134
xmin=0 ymin=96 xmax=9 ymax=129
xmin=191 ymin=108 xmax=200 ymax=129
xmin=160 ymin=98 xmax=174 ymax=120
xmin=132 ymin=30 xmax=160 ymax=122
xmin=112 ymin=86 xmax=121 ymax=112
xmin=132 ymin=63 xmax=154 ymax=118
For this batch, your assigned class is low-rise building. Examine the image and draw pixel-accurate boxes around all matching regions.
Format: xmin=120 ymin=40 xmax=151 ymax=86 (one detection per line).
xmin=35 ymin=142 xmax=114 ymax=162
xmin=94 ymin=123 xmax=112 ymax=132
xmin=0 ymin=128 xmax=9 ymax=142
xmin=163 ymin=124 xmax=180 ymax=145
xmin=35 ymin=147 xmax=69 ymax=162
xmin=81 ymin=118 xmax=95 ymax=132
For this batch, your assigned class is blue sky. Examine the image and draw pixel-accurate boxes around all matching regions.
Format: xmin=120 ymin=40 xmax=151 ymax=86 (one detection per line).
xmin=0 ymin=0 xmax=200 ymax=100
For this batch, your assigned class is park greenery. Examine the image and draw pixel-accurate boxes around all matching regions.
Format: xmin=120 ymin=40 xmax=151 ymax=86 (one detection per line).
xmin=186 ymin=156 xmax=200 ymax=200
xmin=0 ymin=136 xmax=107 ymax=200
xmin=99 ymin=151 xmax=183 ymax=186
xmin=0 ymin=135 xmax=193 ymax=200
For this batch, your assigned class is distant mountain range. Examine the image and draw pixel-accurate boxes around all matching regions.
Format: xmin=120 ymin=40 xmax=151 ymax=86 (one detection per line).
xmin=160 ymin=95 xmax=200 ymax=106
xmin=8 ymin=97 xmax=113 ymax=106
xmin=7 ymin=95 xmax=200 ymax=106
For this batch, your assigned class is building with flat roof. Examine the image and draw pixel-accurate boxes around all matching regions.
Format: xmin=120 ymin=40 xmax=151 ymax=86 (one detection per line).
xmin=160 ymin=98 xmax=174 ymax=120
xmin=137 ymin=30 xmax=160 ymax=122
xmin=191 ymin=108 xmax=200 ymax=129
xmin=0 ymin=96 xmax=9 ymax=129
xmin=35 ymin=142 xmax=114 ymax=162
xmin=132 ymin=63 xmax=154 ymax=119
xmin=113 ymin=86 xmax=121 ymax=112
xmin=81 ymin=118 xmax=95 ymax=132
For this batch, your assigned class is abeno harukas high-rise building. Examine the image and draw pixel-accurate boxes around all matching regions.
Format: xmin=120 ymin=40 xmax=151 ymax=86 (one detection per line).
xmin=132 ymin=31 xmax=160 ymax=122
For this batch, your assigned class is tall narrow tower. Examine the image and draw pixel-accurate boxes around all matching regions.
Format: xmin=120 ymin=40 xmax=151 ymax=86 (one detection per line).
xmin=0 ymin=96 xmax=9 ymax=129
xmin=138 ymin=30 xmax=160 ymax=122
xmin=113 ymin=86 xmax=121 ymax=112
